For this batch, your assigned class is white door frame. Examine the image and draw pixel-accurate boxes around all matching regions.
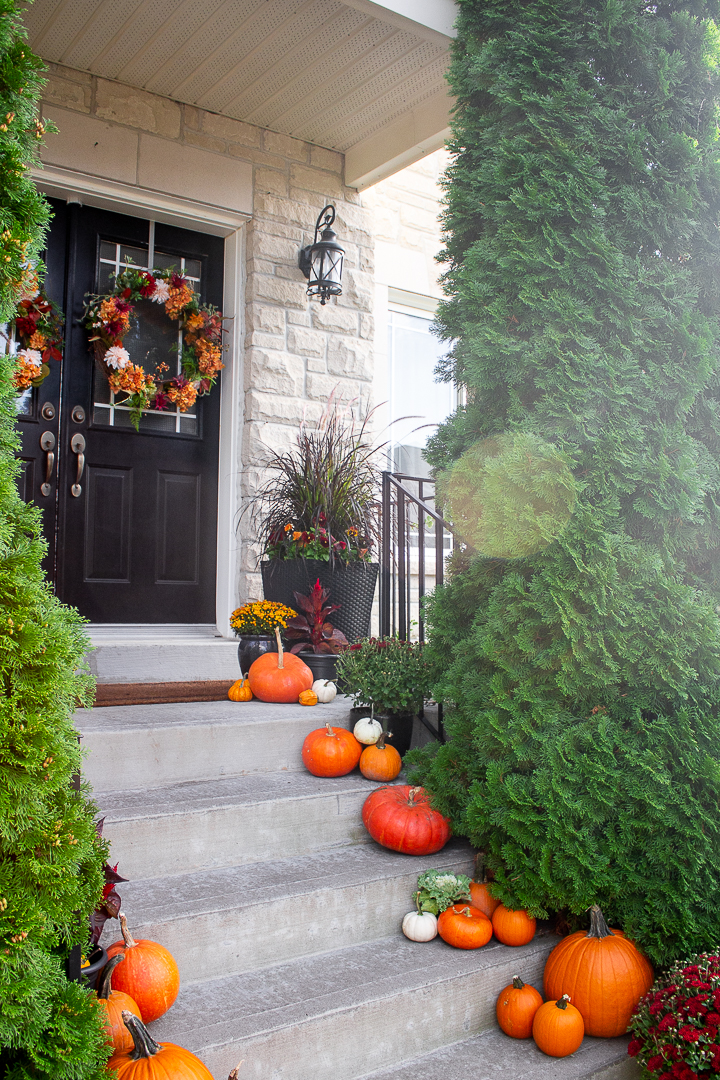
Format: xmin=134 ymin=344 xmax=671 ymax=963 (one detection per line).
xmin=31 ymin=165 xmax=248 ymax=637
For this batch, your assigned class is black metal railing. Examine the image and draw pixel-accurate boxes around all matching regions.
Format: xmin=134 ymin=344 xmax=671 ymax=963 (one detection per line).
xmin=379 ymin=471 xmax=454 ymax=742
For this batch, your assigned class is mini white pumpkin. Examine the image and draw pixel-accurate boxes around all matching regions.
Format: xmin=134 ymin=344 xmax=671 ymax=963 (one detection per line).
xmin=402 ymin=910 xmax=438 ymax=942
xmin=312 ymin=679 xmax=337 ymax=703
xmin=353 ymin=716 xmax=383 ymax=745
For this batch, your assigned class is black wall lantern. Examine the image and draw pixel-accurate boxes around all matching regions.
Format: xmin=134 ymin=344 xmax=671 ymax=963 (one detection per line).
xmin=298 ymin=204 xmax=344 ymax=305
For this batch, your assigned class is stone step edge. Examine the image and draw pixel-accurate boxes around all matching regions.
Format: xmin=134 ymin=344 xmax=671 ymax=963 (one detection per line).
xmin=94 ymin=680 xmax=235 ymax=706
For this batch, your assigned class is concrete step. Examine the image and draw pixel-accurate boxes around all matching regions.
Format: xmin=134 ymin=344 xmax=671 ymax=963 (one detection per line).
xmin=77 ymin=697 xmax=355 ymax=792
xmin=148 ymin=930 xmax=557 ymax=1080
xmin=100 ymin=838 xmax=475 ymax=982
xmin=87 ymin=624 xmax=240 ymax=684
xmin=356 ymin=1029 xmax=639 ymax=1080
xmin=98 ymin=770 xmax=392 ymax=880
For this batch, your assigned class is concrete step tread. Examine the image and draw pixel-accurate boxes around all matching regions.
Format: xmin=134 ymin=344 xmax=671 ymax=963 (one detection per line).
xmin=356 ymin=1029 xmax=636 ymax=1080
xmin=96 ymin=767 xmax=395 ymax=820
xmin=106 ymin=837 xmax=475 ymax=925
xmin=149 ymin=930 xmax=556 ymax=1051
xmin=76 ymin=696 xmax=354 ymax=732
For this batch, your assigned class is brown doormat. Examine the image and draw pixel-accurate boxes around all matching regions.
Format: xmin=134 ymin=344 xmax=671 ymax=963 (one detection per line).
xmin=94 ymin=680 xmax=235 ymax=707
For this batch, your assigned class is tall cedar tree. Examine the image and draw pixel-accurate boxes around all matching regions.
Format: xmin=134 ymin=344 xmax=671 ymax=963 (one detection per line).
xmin=0 ymin=2 xmax=110 ymax=1075
xmin=409 ymin=0 xmax=720 ymax=966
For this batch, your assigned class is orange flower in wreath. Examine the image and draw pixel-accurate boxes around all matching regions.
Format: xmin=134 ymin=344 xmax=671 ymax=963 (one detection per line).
xmin=165 ymin=284 xmax=193 ymax=320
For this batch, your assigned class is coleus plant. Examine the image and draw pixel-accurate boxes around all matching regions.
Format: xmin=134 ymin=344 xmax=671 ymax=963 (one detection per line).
xmin=284 ymin=578 xmax=348 ymax=655
xmin=90 ymin=817 xmax=128 ymax=946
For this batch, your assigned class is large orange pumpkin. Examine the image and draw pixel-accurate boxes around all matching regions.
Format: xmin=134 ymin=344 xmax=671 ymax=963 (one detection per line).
xmin=491 ymin=903 xmax=536 ymax=946
xmin=543 ymin=904 xmax=653 ymax=1037
xmin=437 ymin=904 xmax=493 ymax=949
xmin=105 ymin=912 xmax=180 ymax=1023
xmin=359 ymin=732 xmax=402 ymax=782
xmin=248 ymin=627 xmax=313 ymax=703
xmin=362 ymin=785 xmax=451 ymax=855
xmin=532 ymin=996 xmax=584 ymax=1057
xmin=96 ymin=954 xmax=142 ymax=1053
xmin=302 ymin=723 xmax=362 ymax=776
xmin=108 ymin=1010 xmax=214 ymax=1080
xmin=496 ymin=975 xmax=543 ymax=1039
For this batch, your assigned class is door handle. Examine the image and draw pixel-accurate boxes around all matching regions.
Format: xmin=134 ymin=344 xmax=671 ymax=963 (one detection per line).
xmin=70 ymin=433 xmax=85 ymax=498
xmin=39 ymin=430 xmax=56 ymax=497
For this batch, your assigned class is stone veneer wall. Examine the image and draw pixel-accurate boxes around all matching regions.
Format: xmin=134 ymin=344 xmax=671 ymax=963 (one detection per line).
xmin=37 ymin=64 xmax=376 ymax=610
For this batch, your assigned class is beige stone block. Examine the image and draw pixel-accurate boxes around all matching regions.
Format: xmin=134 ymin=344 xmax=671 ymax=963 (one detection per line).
xmin=246 ymin=389 xmax=317 ymax=424
xmin=42 ymin=74 xmax=91 ymax=113
xmin=138 ymin=134 xmax=252 ymax=214
xmin=184 ymin=129 xmax=226 ymax=154
xmin=243 ymin=421 xmax=298 ymax=460
xmin=263 ymin=130 xmax=307 ymax=162
xmin=306 ymin=356 xmax=326 ymax=373
xmin=327 ymin=337 xmax=373 ymax=381
xmin=47 ymin=62 xmax=92 ymax=85
xmin=245 ymin=305 xmax=286 ymax=334
xmin=203 ymin=112 xmax=262 ymax=146
xmin=245 ymin=348 xmax=304 ymax=396
xmin=289 ymin=163 xmax=345 ymax=200
xmin=183 ymin=105 xmax=201 ymax=130
xmin=228 ymin=144 xmax=288 ymax=171
xmin=286 ymin=310 xmax=311 ymax=326
xmin=368 ymin=205 xmax=399 ymax=242
xmin=399 ymin=201 xmax=440 ymax=232
xmin=95 ymin=80 xmax=181 ymax=139
xmin=397 ymin=226 xmax=425 ymax=251
xmin=247 ymin=257 xmax=277 ymax=277
xmin=254 ymin=194 xmax=316 ymax=228
xmin=334 ymin=201 xmax=373 ymax=235
xmin=306 ymin=373 xmax=363 ymax=402
xmin=255 ymin=167 xmax=288 ymax=197
xmin=360 ymin=313 xmax=374 ymax=340
xmin=287 ymin=326 xmax=326 ymax=359
xmin=248 ymin=274 xmax=306 ymax=309
xmin=310 ymin=304 xmax=358 ymax=334
xmin=248 ymin=229 xmax=297 ymax=263
xmin=310 ymin=145 xmax=343 ymax=174
xmin=245 ymin=331 xmax=286 ymax=350
xmin=340 ymin=268 xmax=373 ymax=313
xmin=40 ymin=106 xmax=138 ymax=183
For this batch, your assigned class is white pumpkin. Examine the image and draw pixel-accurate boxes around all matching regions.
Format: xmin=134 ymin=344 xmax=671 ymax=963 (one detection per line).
xmin=312 ymin=679 xmax=337 ymax=703
xmin=402 ymin=910 xmax=438 ymax=942
xmin=353 ymin=716 xmax=383 ymax=745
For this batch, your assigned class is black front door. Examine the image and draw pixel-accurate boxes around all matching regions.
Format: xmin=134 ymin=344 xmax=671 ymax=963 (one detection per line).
xmin=15 ymin=201 xmax=224 ymax=623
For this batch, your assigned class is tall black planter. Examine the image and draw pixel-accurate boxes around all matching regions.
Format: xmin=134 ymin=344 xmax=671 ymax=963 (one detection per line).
xmin=261 ymin=559 xmax=379 ymax=643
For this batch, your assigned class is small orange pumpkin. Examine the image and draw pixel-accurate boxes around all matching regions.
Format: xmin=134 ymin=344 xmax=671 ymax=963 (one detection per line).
xmin=437 ymin=904 xmax=493 ymax=950
xmin=359 ymin=731 xmax=402 ymax=781
xmin=543 ymin=904 xmax=653 ymax=1037
xmin=228 ymin=677 xmax=252 ymax=702
xmin=492 ymin=903 xmax=536 ymax=947
xmin=469 ymin=854 xmax=500 ymax=920
xmin=532 ymin=995 xmax=584 ymax=1057
xmin=302 ymin=723 xmax=362 ymax=776
xmin=108 ymin=1010 xmax=214 ymax=1080
xmin=299 ymin=689 xmax=318 ymax=706
xmin=248 ymin=627 xmax=313 ymax=703
xmin=496 ymin=975 xmax=543 ymax=1039
xmin=105 ymin=912 xmax=180 ymax=1023
xmin=96 ymin=954 xmax=142 ymax=1053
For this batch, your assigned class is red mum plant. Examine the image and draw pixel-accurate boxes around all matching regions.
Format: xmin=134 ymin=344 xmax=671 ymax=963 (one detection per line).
xmin=284 ymin=578 xmax=348 ymax=654
xmin=628 ymin=953 xmax=720 ymax=1079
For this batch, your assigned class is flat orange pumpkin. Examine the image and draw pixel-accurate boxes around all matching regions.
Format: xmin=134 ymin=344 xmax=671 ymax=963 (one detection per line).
xmin=437 ymin=904 xmax=493 ymax=949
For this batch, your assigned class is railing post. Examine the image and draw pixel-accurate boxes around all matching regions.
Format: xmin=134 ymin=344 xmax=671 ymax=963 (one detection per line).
xmin=397 ymin=486 xmax=406 ymax=641
xmin=418 ymin=480 xmax=425 ymax=644
xmin=381 ymin=471 xmax=391 ymax=638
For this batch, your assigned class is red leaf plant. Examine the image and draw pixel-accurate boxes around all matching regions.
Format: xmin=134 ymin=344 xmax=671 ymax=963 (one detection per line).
xmin=284 ymin=579 xmax=348 ymax=655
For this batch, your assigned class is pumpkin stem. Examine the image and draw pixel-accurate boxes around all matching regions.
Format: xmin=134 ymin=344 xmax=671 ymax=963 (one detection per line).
xmin=325 ymin=723 xmax=336 ymax=737
xmin=118 ymin=912 xmax=137 ymax=949
xmin=375 ymin=730 xmax=391 ymax=750
xmin=556 ymin=995 xmax=572 ymax=1011
xmin=121 ymin=1010 xmax=163 ymax=1059
xmin=228 ymin=1064 xmax=244 ymax=1080
xmin=460 ymin=906 xmax=473 ymax=918
xmin=275 ymin=626 xmax=284 ymax=669
xmin=512 ymin=975 xmax=525 ymax=990
xmin=97 ymin=953 xmax=124 ymax=1000
xmin=587 ymin=904 xmax=614 ymax=939
xmin=407 ymin=786 xmax=423 ymax=807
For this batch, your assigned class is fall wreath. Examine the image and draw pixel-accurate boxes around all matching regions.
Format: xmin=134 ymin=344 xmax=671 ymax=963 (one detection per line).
xmin=9 ymin=273 xmax=64 ymax=391
xmin=83 ymin=266 xmax=225 ymax=429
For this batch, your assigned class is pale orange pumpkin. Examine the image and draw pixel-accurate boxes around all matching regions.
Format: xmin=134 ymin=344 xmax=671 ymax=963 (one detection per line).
xmin=532 ymin=995 xmax=584 ymax=1057
xmin=359 ymin=731 xmax=402 ymax=781
xmin=543 ymin=904 xmax=653 ymax=1037
xmin=248 ymin=627 xmax=313 ymax=703
xmin=496 ymin=975 xmax=543 ymax=1039
xmin=491 ymin=903 xmax=536 ymax=946
xmin=96 ymin=954 xmax=142 ymax=1053
xmin=228 ymin=677 xmax=252 ymax=701
xmin=105 ymin=912 xmax=180 ymax=1023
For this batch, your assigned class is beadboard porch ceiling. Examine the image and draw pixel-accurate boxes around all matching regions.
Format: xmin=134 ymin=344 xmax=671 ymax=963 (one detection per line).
xmin=23 ymin=0 xmax=457 ymax=188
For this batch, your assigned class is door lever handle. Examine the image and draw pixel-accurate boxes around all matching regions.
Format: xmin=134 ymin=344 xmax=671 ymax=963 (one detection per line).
xmin=39 ymin=430 xmax=56 ymax=497
xmin=70 ymin=433 xmax=85 ymax=497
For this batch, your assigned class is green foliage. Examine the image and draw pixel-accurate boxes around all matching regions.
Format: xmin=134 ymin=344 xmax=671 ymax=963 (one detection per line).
xmin=335 ymin=637 xmax=435 ymax=714
xmin=413 ymin=868 xmax=472 ymax=915
xmin=0 ymin=0 xmax=54 ymax=321
xmin=409 ymin=0 xmax=720 ymax=966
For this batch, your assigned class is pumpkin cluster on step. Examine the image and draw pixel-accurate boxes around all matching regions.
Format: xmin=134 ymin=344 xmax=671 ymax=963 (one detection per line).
xmin=301 ymin=710 xmax=407 ymax=783
xmin=228 ymin=627 xmax=339 ymax=706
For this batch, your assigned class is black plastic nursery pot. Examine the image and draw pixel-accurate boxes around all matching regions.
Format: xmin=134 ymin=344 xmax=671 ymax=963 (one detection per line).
xmin=261 ymin=559 xmax=379 ymax=643
xmin=80 ymin=946 xmax=108 ymax=990
xmin=350 ymin=707 xmax=415 ymax=758
xmin=297 ymin=652 xmax=339 ymax=686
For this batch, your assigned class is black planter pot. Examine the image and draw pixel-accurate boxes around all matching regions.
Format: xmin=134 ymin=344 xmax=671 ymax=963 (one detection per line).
xmin=261 ymin=559 xmax=379 ymax=643
xmin=297 ymin=652 xmax=339 ymax=686
xmin=80 ymin=945 xmax=108 ymax=990
xmin=348 ymin=708 xmax=414 ymax=758
xmin=236 ymin=634 xmax=276 ymax=675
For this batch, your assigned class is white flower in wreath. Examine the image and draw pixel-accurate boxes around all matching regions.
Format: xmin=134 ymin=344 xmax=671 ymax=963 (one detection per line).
xmin=151 ymin=280 xmax=170 ymax=303
xmin=17 ymin=348 xmax=42 ymax=368
xmin=104 ymin=345 xmax=130 ymax=370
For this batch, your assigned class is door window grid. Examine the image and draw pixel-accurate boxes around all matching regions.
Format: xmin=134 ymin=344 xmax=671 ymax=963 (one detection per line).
xmin=94 ymin=243 xmax=201 ymax=434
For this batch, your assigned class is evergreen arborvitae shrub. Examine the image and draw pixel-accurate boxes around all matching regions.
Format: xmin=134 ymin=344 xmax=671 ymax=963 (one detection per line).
xmin=0 ymin=3 xmax=110 ymax=1075
xmin=409 ymin=0 xmax=720 ymax=967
